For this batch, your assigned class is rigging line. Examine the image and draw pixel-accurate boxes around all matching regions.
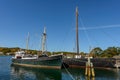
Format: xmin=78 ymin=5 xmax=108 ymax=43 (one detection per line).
xmin=102 ymin=29 xmax=120 ymax=45
xmin=79 ymin=24 xmax=120 ymax=30
xmin=63 ymin=63 xmax=75 ymax=80
xmin=62 ymin=27 xmax=73 ymax=51
xmin=62 ymin=12 xmax=76 ymax=51
xmin=79 ymin=16 xmax=92 ymax=48
xmin=88 ymin=34 xmax=100 ymax=48
xmin=89 ymin=29 xmax=108 ymax=48
xmin=46 ymin=37 xmax=47 ymax=52
xmin=40 ymin=35 xmax=42 ymax=51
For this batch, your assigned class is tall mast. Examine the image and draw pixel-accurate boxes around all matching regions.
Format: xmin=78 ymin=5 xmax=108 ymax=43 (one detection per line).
xmin=41 ymin=27 xmax=46 ymax=54
xmin=76 ymin=7 xmax=79 ymax=54
xmin=26 ymin=32 xmax=29 ymax=51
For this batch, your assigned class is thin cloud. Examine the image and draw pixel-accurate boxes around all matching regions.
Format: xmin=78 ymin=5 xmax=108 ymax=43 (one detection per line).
xmin=79 ymin=24 xmax=120 ymax=30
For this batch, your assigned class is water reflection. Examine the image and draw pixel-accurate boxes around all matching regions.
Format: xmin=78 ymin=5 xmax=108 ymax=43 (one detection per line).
xmin=85 ymin=76 xmax=95 ymax=80
xmin=62 ymin=68 xmax=120 ymax=80
xmin=1 ymin=56 xmax=118 ymax=80
xmin=10 ymin=64 xmax=120 ymax=80
xmin=62 ymin=68 xmax=87 ymax=80
xmin=11 ymin=65 xmax=61 ymax=80
xmin=94 ymin=68 xmax=120 ymax=80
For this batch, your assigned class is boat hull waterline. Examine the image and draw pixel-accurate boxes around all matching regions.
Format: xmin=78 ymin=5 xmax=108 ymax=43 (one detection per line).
xmin=12 ymin=55 xmax=62 ymax=69
xmin=63 ymin=58 xmax=117 ymax=69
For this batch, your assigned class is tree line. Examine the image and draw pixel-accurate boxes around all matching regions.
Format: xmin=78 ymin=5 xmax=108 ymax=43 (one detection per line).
xmin=0 ymin=47 xmax=120 ymax=58
xmin=0 ymin=47 xmax=37 ymax=55
xmin=82 ymin=47 xmax=120 ymax=58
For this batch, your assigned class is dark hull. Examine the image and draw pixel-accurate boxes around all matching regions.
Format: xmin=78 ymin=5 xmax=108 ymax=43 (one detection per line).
xmin=12 ymin=55 xmax=62 ymax=69
xmin=63 ymin=58 xmax=117 ymax=69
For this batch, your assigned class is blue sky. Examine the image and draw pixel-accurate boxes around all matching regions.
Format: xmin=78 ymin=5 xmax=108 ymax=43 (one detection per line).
xmin=0 ymin=0 xmax=120 ymax=53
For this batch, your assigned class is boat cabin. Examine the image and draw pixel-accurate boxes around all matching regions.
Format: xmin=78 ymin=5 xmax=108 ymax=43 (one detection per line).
xmin=13 ymin=51 xmax=37 ymax=59
xmin=14 ymin=51 xmax=25 ymax=59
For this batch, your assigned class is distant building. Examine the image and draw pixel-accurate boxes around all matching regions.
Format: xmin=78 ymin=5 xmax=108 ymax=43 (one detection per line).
xmin=0 ymin=52 xmax=3 ymax=55
xmin=75 ymin=54 xmax=81 ymax=58
xmin=113 ymin=55 xmax=120 ymax=59
xmin=63 ymin=53 xmax=82 ymax=58
xmin=6 ymin=53 xmax=10 ymax=55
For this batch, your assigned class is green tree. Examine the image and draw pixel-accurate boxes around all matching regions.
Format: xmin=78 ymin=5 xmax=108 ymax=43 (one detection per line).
xmin=90 ymin=47 xmax=103 ymax=57
xmin=2 ymin=48 xmax=11 ymax=55
xmin=80 ymin=52 xmax=86 ymax=56
xmin=101 ymin=47 xmax=118 ymax=57
xmin=31 ymin=50 xmax=37 ymax=55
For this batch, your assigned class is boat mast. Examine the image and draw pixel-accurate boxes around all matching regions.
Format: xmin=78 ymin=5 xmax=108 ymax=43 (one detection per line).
xmin=26 ymin=32 xmax=29 ymax=52
xmin=76 ymin=7 xmax=79 ymax=54
xmin=41 ymin=27 xmax=46 ymax=54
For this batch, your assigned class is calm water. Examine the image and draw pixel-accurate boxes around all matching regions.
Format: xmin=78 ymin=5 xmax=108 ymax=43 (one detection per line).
xmin=0 ymin=56 xmax=120 ymax=80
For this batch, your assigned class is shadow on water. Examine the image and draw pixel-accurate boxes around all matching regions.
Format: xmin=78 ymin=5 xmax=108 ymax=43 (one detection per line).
xmin=9 ymin=63 xmax=120 ymax=80
xmin=11 ymin=64 xmax=61 ymax=80
xmin=61 ymin=68 xmax=120 ymax=80
xmin=62 ymin=68 xmax=95 ymax=80
xmin=94 ymin=68 xmax=120 ymax=80
xmin=10 ymin=64 xmax=120 ymax=80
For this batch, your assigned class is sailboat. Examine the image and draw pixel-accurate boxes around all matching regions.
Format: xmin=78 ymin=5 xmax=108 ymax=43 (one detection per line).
xmin=12 ymin=27 xmax=63 ymax=69
xmin=63 ymin=7 xmax=118 ymax=69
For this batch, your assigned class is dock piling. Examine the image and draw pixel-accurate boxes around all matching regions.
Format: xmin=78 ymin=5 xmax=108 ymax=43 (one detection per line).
xmin=85 ymin=57 xmax=95 ymax=77
xmin=91 ymin=63 xmax=95 ymax=77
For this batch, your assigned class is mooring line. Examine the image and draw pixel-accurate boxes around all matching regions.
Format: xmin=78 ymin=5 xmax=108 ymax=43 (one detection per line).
xmin=63 ymin=63 xmax=76 ymax=80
